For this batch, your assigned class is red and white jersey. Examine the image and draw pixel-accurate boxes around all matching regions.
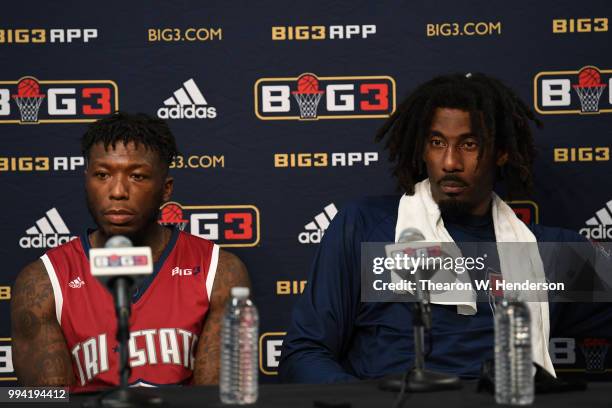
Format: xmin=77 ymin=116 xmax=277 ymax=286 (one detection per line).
xmin=40 ymin=228 xmax=219 ymax=392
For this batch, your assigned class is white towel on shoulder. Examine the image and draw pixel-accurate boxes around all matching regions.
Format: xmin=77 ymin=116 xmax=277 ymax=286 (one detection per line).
xmin=394 ymin=179 xmax=555 ymax=376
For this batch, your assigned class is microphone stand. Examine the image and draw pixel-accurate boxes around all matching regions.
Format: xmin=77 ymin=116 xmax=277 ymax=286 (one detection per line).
xmin=115 ymin=278 xmax=131 ymax=388
xmin=380 ymin=267 xmax=461 ymax=393
xmin=405 ymin=267 xmax=460 ymax=391
xmin=86 ymin=277 xmax=162 ymax=408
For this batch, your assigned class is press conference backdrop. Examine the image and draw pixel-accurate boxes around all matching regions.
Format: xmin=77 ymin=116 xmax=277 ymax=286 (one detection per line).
xmin=0 ymin=0 xmax=611 ymax=385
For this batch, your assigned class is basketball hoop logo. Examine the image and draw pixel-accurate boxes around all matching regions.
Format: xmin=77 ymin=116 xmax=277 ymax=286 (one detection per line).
xmin=12 ymin=77 xmax=45 ymax=123
xmin=534 ymin=65 xmax=612 ymax=115
xmin=158 ymin=202 xmax=260 ymax=247
xmin=580 ymin=338 xmax=609 ymax=372
xmin=256 ymin=73 xmax=395 ymax=120
xmin=0 ymin=76 xmax=118 ymax=124
xmin=292 ymin=73 xmax=325 ymax=120
xmin=573 ymin=67 xmax=607 ymax=113
xmin=159 ymin=201 xmax=189 ymax=231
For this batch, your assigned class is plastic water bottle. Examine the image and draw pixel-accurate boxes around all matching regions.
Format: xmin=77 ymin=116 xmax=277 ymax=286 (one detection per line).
xmin=494 ymin=299 xmax=534 ymax=405
xmin=220 ymin=287 xmax=259 ymax=404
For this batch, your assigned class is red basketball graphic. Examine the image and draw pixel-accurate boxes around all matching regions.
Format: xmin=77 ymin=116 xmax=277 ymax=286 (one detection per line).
xmin=582 ymin=338 xmax=609 ymax=347
xmin=159 ymin=203 xmax=188 ymax=223
xmin=577 ymin=67 xmax=602 ymax=88
xmin=572 ymin=67 xmax=607 ymax=113
xmin=294 ymin=74 xmax=323 ymax=94
xmin=11 ymin=77 xmax=46 ymax=123
xmin=14 ymin=78 xmax=44 ymax=97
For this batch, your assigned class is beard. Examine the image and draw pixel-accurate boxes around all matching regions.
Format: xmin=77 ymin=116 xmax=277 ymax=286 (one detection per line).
xmin=437 ymin=197 xmax=475 ymax=218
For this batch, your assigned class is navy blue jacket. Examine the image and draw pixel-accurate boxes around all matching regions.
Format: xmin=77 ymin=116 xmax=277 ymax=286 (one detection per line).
xmin=279 ymin=196 xmax=612 ymax=383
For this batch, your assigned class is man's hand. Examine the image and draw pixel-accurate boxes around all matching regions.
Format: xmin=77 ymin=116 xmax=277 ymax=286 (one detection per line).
xmin=10 ymin=260 xmax=75 ymax=386
xmin=193 ymin=250 xmax=250 ymax=384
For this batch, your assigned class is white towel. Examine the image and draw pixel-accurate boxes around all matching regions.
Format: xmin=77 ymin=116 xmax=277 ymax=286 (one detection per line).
xmin=394 ymin=179 xmax=556 ymax=376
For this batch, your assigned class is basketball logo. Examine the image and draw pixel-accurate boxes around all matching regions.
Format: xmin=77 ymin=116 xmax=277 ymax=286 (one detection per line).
xmin=16 ymin=78 xmax=44 ymax=98
xmin=580 ymin=338 xmax=610 ymax=372
xmin=295 ymin=74 xmax=322 ymax=94
xmin=577 ymin=67 xmax=603 ymax=88
xmin=0 ymin=76 xmax=119 ymax=125
xmin=255 ymin=72 xmax=396 ymax=121
xmin=534 ymin=65 xmax=611 ymax=115
xmin=11 ymin=77 xmax=45 ymax=123
xmin=573 ymin=67 xmax=607 ymax=113
xmin=292 ymin=73 xmax=325 ymax=120
xmin=159 ymin=202 xmax=189 ymax=231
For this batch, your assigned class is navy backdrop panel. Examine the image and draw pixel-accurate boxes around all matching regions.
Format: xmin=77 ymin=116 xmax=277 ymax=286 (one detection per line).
xmin=1 ymin=0 xmax=611 ymax=384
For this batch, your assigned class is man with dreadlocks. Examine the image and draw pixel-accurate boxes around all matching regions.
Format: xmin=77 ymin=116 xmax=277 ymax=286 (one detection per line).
xmin=11 ymin=112 xmax=250 ymax=391
xmin=279 ymin=73 xmax=611 ymax=383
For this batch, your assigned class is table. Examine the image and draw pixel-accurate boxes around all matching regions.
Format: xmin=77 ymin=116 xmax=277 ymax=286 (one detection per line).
xmin=14 ymin=380 xmax=612 ymax=408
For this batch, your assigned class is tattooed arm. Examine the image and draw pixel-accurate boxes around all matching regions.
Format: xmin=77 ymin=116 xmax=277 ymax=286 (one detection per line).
xmin=193 ymin=250 xmax=250 ymax=384
xmin=10 ymin=260 xmax=74 ymax=386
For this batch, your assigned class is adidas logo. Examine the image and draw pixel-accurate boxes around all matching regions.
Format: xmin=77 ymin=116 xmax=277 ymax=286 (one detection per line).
xmin=19 ymin=208 xmax=77 ymax=249
xmin=68 ymin=277 xmax=85 ymax=289
xmin=579 ymin=199 xmax=612 ymax=240
xmin=157 ymin=78 xmax=217 ymax=120
xmin=298 ymin=203 xmax=338 ymax=244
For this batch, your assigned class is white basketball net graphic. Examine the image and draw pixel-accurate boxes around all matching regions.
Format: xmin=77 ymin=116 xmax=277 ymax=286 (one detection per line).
xmin=293 ymin=92 xmax=323 ymax=119
xmin=13 ymin=95 xmax=45 ymax=122
xmin=573 ymin=85 xmax=606 ymax=113
xmin=580 ymin=342 xmax=609 ymax=372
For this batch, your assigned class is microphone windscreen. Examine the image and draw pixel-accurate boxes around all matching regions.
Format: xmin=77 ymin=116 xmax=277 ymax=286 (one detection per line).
xmin=105 ymin=235 xmax=133 ymax=248
xmin=398 ymin=228 xmax=425 ymax=243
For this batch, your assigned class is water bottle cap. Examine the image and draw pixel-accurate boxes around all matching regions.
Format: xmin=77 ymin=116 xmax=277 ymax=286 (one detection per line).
xmin=231 ymin=287 xmax=250 ymax=299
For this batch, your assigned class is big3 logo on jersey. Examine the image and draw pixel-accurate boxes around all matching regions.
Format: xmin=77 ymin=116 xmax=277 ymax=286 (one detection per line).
xmin=0 ymin=76 xmax=118 ymax=124
xmin=158 ymin=202 xmax=260 ymax=247
xmin=254 ymin=72 xmax=395 ymax=120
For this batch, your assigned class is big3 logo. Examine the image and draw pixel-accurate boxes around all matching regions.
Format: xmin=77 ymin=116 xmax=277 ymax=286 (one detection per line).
xmin=159 ymin=202 xmax=260 ymax=247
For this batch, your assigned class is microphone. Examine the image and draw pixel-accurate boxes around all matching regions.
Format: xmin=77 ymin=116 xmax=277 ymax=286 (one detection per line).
xmin=378 ymin=228 xmax=462 ymax=392
xmin=106 ymin=235 xmax=132 ymax=248
xmin=90 ymin=235 xmax=153 ymax=282
xmin=384 ymin=228 xmax=442 ymax=329
xmin=89 ymin=236 xmax=153 ymax=391
xmin=398 ymin=227 xmax=425 ymax=243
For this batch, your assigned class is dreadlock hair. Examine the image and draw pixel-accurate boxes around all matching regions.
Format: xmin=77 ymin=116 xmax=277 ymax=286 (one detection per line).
xmin=375 ymin=73 xmax=541 ymax=200
xmin=81 ymin=111 xmax=178 ymax=173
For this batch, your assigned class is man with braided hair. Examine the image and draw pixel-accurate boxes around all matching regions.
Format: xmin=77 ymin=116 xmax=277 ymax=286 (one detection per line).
xmin=279 ymin=73 xmax=611 ymax=383
xmin=11 ymin=112 xmax=250 ymax=391
xmin=376 ymin=72 xmax=539 ymax=206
